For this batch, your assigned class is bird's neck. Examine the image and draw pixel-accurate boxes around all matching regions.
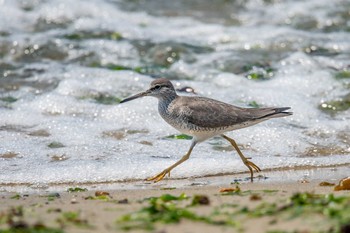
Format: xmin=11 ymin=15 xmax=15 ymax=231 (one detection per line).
xmin=157 ymin=92 xmax=177 ymax=112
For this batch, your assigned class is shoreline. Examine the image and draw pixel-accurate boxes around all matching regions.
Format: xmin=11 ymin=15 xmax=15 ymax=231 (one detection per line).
xmin=0 ymin=166 xmax=349 ymax=233
xmin=1 ymin=165 xmax=348 ymax=193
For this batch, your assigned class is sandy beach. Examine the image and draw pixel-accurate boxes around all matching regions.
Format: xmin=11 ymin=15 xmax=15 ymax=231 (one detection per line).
xmin=1 ymin=166 xmax=349 ymax=233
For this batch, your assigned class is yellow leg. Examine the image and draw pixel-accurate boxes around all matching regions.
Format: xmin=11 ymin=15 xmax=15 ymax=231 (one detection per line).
xmin=221 ymin=134 xmax=261 ymax=182
xmin=146 ymin=141 xmax=197 ymax=183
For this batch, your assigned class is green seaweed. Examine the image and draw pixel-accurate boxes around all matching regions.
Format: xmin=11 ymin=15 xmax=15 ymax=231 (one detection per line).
xmin=243 ymin=63 xmax=275 ymax=80
xmin=117 ymin=191 xmax=350 ymax=231
xmin=0 ymin=31 xmax=10 ymax=37
xmin=89 ymin=62 xmax=157 ymax=74
xmin=117 ymin=193 xmax=235 ymax=230
xmin=303 ymin=45 xmax=338 ymax=56
xmin=105 ymin=64 xmax=132 ymax=71
xmin=88 ymin=60 xmax=172 ymax=78
xmin=0 ymin=96 xmax=17 ymax=103
xmin=238 ymin=193 xmax=350 ymax=231
xmin=47 ymin=142 xmax=64 ymax=149
xmin=143 ymin=193 xmax=188 ymax=203
xmin=10 ymin=194 xmax=21 ymax=200
xmin=165 ymin=134 xmax=193 ymax=140
xmin=335 ymin=70 xmax=350 ymax=79
xmin=160 ymin=187 xmax=176 ymax=190
xmin=57 ymin=211 xmax=90 ymax=228
xmin=67 ymin=187 xmax=88 ymax=193
xmin=319 ymin=94 xmax=350 ymax=115
xmin=88 ymin=61 xmax=168 ymax=77
xmin=93 ymin=93 xmax=121 ymax=105
xmin=0 ymin=224 xmax=64 ymax=233
xmin=85 ymin=195 xmax=110 ymax=201
xmin=248 ymin=101 xmax=260 ymax=108
xmin=45 ymin=193 xmax=60 ymax=202
xmin=78 ymin=91 xmax=121 ymax=105
xmin=262 ymin=189 xmax=279 ymax=193
xmin=220 ymin=189 xmax=278 ymax=197
xmin=64 ymin=31 xmax=122 ymax=41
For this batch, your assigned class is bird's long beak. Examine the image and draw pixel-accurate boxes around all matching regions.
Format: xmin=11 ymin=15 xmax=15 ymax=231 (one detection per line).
xmin=120 ymin=90 xmax=150 ymax=103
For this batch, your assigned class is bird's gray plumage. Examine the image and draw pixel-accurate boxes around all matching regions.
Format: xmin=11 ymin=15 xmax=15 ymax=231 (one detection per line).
xmin=165 ymin=96 xmax=291 ymax=130
xmin=143 ymin=78 xmax=292 ymax=138
xmin=120 ymin=78 xmax=292 ymax=182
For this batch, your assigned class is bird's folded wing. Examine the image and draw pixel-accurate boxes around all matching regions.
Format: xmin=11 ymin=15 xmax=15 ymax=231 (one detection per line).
xmin=170 ymin=97 xmax=255 ymax=128
xmin=170 ymin=96 xmax=291 ymax=129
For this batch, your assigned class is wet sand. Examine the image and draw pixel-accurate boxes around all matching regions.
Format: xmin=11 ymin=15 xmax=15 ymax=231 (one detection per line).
xmin=0 ymin=166 xmax=349 ymax=233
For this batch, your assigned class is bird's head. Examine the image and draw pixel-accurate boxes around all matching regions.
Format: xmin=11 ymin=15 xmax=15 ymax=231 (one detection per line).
xmin=120 ymin=78 xmax=176 ymax=103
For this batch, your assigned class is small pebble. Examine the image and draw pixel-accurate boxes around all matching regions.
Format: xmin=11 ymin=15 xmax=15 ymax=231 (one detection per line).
xmin=334 ymin=177 xmax=350 ymax=191
xmin=118 ymin=198 xmax=128 ymax=204
xmin=219 ymin=187 xmax=240 ymax=193
xmin=95 ymin=191 xmax=110 ymax=197
xmin=192 ymin=195 xmax=210 ymax=205
xmin=250 ymin=194 xmax=262 ymax=201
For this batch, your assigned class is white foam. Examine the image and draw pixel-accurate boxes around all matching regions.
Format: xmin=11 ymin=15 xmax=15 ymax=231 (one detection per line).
xmin=0 ymin=0 xmax=349 ymax=188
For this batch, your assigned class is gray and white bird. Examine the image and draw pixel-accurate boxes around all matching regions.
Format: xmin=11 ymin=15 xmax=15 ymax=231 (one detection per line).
xmin=120 ymin=78 xmax=292 ymax=182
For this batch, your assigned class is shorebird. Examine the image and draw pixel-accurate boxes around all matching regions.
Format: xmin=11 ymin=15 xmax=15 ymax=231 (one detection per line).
xmin=120 ymin=78 xmax=292 ymax=182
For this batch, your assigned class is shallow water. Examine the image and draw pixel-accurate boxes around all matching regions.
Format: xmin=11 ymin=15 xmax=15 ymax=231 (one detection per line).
xmin=0 ymin=0 xmax=350 ymax=189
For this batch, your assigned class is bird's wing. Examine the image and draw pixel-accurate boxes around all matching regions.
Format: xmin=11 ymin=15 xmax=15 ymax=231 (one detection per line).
xmin=170 ymin=96 xmax=291 ymax=129
xmin=169 ymin=97 xmax=255 ymax=128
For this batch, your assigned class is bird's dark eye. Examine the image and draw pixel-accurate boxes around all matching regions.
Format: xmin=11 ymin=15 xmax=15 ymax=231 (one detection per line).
xmin=153 ymin=84 xmax=161 ymax=90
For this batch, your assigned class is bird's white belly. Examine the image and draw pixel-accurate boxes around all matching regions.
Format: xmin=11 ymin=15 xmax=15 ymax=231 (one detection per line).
xmin=167 ymin=118 xmax=265 ymax=142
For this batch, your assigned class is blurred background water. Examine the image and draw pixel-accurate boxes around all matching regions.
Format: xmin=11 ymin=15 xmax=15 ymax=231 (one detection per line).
xmin=0 ymin=0 xmax=349 ymax=188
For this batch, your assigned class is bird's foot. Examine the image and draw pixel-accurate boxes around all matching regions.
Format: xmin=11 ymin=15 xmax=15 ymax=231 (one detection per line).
xmin=146 ymin=169 xmax=171 ymax=183
xmin=245 ymin=160 xmax=261 ymax=172
xmin=243 ymin=159 xmax=261 ymax=182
